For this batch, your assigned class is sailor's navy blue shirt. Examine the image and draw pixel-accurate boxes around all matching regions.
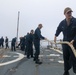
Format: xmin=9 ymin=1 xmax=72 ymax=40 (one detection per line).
xmin=55 ymin=17 xmax=76 ymax=42
xmin=34 ymin=27 xmax=45 ymax=40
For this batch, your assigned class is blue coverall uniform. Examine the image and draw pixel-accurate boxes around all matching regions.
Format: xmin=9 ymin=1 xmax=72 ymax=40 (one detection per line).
xmin=55 ymin=17 xmax=76 ymax=73
xmin=34 ymin=27 xmax=45 ymax=62
xmin=26 ymin=33 xmax=34 ymax=58
xmin=11 ymin=37 xmax=16 ymax=51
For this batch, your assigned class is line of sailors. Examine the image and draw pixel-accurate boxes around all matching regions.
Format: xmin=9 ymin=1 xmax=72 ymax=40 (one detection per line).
xmin=0 ymin=24 xmax=46 ymax=64
xmin=17 ymin=24 xmax=46 ymax=64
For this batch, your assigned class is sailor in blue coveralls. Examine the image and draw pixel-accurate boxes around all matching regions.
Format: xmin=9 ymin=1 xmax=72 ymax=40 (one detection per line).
xmin=11 ymin=37 xmax=17 ymax=51
xmin=34 ymin=24 xmax=46 ymax=64
xmin=26 ymin=30 xmax=34 ymax=59
xmin=54 ymin=7 xmax=76 ymax=75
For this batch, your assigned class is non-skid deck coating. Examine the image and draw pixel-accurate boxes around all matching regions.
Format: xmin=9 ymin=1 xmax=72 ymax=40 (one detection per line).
xmin=0 ymin=48 xmax=75 ymax=75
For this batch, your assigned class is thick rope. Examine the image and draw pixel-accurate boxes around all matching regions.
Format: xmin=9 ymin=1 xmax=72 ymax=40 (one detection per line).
xmin=46 ymin=39 xmax=76 ymax=57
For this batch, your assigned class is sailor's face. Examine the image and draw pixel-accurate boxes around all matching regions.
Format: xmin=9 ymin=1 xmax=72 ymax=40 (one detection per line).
xmin=40 ymin=26 xmax=42 ymax=29
xmin=32 ymin=31 xmax=34 ymax=34
xmin=39 ymin=25 xmax=43 ymax=29
xmin=65 ymin=11 xmax=72 ymax=19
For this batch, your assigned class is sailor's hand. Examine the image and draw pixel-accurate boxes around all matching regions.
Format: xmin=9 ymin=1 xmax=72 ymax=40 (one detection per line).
xmin=54 ymin=36 xmax=57 ymax=43
xmin=44 ymin=37 xmax=47 ymax=40
xmin=70 ymin=40 xmax=74 ymax=45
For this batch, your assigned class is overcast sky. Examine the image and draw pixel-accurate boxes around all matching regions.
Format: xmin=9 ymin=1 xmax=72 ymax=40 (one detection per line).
xmin=0 ymin=0 xmax=76 ymax=41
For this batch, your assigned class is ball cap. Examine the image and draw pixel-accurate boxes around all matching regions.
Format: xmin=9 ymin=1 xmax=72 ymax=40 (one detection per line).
xmin=64 ymin=7 xmax=73 ymax=14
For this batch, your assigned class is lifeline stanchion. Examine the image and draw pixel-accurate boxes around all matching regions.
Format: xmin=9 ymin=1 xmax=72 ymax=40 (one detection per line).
xmin=46 ymin=39 xmax=76 ymax=57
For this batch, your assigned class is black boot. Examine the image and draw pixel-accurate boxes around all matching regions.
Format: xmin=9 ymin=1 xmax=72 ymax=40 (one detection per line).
xmin=63 ymin=71 xmax=69 ymax=75
xmin=73 ymin=64 xmax=76 ymax=74
xmin=33 ymin=57 xmax=36 ymax=61
xmin=33 ymin=58 xmax=40 ymax=61
xmin=35 ymin=59 xmax=42 ymax=64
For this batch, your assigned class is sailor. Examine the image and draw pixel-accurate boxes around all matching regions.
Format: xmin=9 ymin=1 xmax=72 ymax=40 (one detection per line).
xmin=54 ymin=7 xmax=76 ymax=75
xmin=1 ymin=36 xmax=4 ymax=48
xmin=33 ymin=24 xmax=47 ymax=64
xmin=5 ymin=36 xmax=9 ymax=49
xmin=25 ymin=30 xmax=34 ymax=59
xmin=11 ymin=37 xmax=17 ymax=51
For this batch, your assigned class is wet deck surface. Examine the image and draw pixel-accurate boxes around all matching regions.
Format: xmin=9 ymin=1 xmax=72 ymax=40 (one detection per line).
xmin=0 ymin=48 xmax=75 ymax=75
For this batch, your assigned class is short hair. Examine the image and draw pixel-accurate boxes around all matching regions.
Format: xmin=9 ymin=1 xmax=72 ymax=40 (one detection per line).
xmin=38 ymin=24 xmax=43 ymax=27
xmin=64 ymin=7 xmax=73 ymax=14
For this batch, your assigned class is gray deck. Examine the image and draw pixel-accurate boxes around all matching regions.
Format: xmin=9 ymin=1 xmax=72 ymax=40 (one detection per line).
xmin=0 ymin=47 xmax=75 ymax=75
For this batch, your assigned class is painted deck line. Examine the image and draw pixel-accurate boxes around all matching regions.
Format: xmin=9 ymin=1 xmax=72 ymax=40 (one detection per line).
xmin=58 ymin=60 xmax=64 ymax=64
xmin=0 ymin=52 xmax=24 ymax=66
